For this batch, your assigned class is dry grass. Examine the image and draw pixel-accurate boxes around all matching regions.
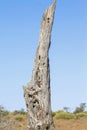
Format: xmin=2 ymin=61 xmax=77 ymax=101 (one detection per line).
xmin=54 ymin=117 xmax=87 ymax=130
xmin=0 ymin=112 xmax=87 ymax=130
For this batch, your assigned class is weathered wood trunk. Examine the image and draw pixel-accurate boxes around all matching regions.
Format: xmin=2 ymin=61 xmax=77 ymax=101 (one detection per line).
xmin=23 ymin=0 xmax=57 ymax=130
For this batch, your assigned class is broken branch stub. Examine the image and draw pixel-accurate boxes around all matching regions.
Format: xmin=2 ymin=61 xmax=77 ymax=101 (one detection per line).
xmin=23 ymin=0 xmax=57 ymax=130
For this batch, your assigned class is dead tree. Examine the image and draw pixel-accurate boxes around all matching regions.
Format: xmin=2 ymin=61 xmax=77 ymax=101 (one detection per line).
xmin=23 ymin=0 xmax=57 ymax=130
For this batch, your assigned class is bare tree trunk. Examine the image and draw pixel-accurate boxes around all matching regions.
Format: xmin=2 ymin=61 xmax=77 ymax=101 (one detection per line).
xmin=23 ymin=0 xmax=57 ymax=130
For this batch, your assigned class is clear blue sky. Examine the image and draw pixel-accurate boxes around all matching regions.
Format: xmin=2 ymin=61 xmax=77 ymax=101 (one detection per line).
xmin=0 ymin=0 xmax=87 ymax=111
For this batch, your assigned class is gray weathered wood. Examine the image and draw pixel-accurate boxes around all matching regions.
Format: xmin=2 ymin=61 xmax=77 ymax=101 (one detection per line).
xmin=23 ymin=0 xmax=57 ymax=130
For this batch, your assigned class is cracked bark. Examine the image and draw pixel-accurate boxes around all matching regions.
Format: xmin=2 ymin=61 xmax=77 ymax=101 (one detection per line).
xmin=23 ymin=0 xmax=57 ymax=130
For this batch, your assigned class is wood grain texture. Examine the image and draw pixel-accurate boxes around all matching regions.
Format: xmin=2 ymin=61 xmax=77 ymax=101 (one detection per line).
xmin=23 ymin=1 xmax=57 ymax=129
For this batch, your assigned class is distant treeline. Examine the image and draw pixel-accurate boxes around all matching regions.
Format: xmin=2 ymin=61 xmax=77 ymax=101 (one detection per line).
xmin=0 ymin=102 xmax=87 ymax=120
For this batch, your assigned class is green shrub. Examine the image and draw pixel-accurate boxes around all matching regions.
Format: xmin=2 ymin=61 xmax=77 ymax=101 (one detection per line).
xmin=15 ymin=116 xmax=23 ymax=121
xmin=13 ymin=110 xmax=19 ymax=115
xmin=55 ymin=111 xmax=75 ymax=120
xmin=13 ymin=109 xmax=26 ymax=115
xmin=52 ymin=112 xmax=56 ymax=117
xmin=0 ymin=105 xmax=9 ymax=117
xmin=56 ymin=110 xmax=64 ymax=113
xmin=1 ymin=110 xmax=9 ymax=116
xmin=76 ymin=112 xmax=87 ymax=119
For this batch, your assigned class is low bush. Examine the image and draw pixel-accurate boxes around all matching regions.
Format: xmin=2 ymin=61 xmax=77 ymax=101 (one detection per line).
xmin=0 ymin=105 xmax=9 ymax=117
xmin=55 ymin=111 xmax=75 ymax=120
xmin=15 ymin=116 xmax=23 ymax=121
xmin=75 ymin=112 xmax=87 ymax=119
xmin=52 ymin=112 xmax=56 ymax=117
xmin=1 ymin=110 xmax=9 ymax=116
xmin=13 ymin=109 xmax=26 ymax=115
